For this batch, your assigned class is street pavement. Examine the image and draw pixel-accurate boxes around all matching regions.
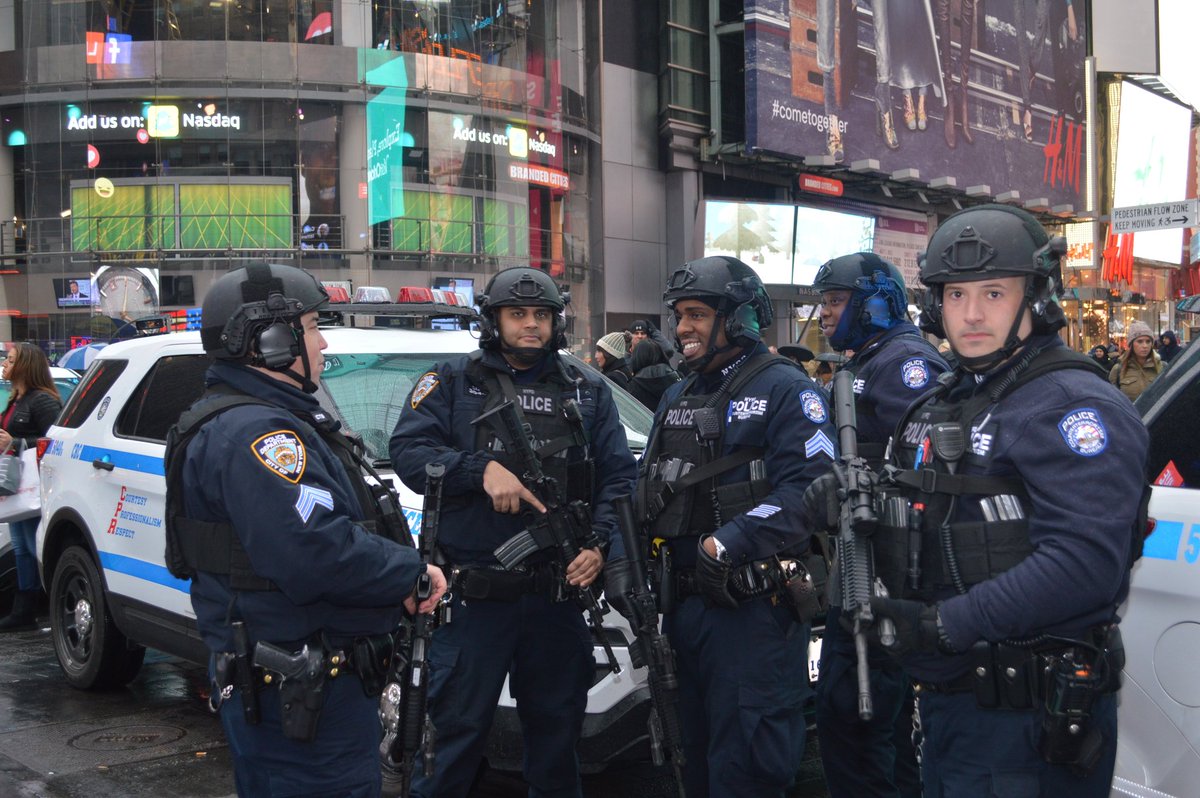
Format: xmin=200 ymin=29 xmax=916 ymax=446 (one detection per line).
xmin=0 ymin=623 xmax=828 ymax=797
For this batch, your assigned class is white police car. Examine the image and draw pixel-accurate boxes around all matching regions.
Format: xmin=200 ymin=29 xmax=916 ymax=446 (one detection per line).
xmin=1113 ymin=339 xmax=1200 ymax=797
xmin=34 ymin=320 xmax=657 ymax=770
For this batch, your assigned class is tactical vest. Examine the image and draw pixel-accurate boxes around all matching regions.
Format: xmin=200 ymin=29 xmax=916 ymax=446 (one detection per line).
xmin=841 ymin=329 xmax=936 ymax=467
xmin=467 ymin=355 xmax=593 ymax=505
xmin=164 ymin=387 xmax=410 ymax=590
xmin=878 ymin=345 xmax=1121 ymax=601
xmin=641 ymin=354 xmax=782 ymax=540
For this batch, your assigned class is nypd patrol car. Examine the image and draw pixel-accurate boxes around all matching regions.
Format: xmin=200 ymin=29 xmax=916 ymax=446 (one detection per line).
xmin=33 ymin=320 xmax=659 ymax=770
xmin=1113 ymin=338 xmax=1200 ymax=798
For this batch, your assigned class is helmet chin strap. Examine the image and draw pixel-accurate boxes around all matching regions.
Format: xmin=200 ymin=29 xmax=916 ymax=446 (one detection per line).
xmin=954 ymin=301 xmax=1033 ymax=374
xmin=500 ymin=342 xmax=551 ymax=367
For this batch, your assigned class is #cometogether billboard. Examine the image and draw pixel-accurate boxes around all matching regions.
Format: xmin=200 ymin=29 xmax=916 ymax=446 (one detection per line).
xmin=746 ymin=0 xmax=1087 ymax=208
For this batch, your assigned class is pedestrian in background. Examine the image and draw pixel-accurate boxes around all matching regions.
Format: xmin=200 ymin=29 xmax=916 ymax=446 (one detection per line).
xmin=1109 ymin=321 xmax=1162 ymax=401
xmin=1158 ymin=330 xmax=1182 ymax=363
xmin=1089 ymin=344 xmax=1116 ymax=373
xmin=627 ymin=333 xmax=680 ymax=410
xmin=0 ymin=343 xmax=62 ymax=632
xmin=595 ymin=331 xmax=634 ymax=390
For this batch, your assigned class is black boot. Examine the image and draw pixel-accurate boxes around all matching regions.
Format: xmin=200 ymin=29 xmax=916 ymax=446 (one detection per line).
xmin=0 ymin=590 xmax=38 ymax=633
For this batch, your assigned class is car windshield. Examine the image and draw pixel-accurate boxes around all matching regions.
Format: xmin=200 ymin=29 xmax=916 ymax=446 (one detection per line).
xmin=0 ymin=376 xmax=81 ymax=406
xmin=318 ymin=351 xmax=654 ymax=461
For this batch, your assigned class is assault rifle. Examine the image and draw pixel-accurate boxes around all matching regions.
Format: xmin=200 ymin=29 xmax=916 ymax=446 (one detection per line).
xmin=613 ymin=494 xmax=686 ymax=798
xmin=831 ymin=369 xmax=891 ymax=721
xmin=472 ymin=398 xmax=621 ymax=674
xmin=380 ymin=462 xmax=450 ymax=796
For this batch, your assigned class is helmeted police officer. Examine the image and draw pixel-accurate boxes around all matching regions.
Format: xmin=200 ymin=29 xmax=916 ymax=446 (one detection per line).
xmin=166 ymin=263 xmax=446 ymax=797
xmin=810 ymin=253 xmax=948 ymax=798
xmin=607 ymin=256 xmax=836 ymax=797
xmin=389 ymin=266 xmax=636 ymax=798
xmin=869 ymin=205 xmax=1148 ymax=794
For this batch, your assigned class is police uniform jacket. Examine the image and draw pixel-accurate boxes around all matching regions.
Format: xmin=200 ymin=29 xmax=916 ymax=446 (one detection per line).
xmin=184 ymin=362 xmax=423 ymax=653
xmin=388 ymin=348 xmax=637 ymax=565
xmin=616 ymin=343 xmax=836 ymax=565
xmin=893 ymin=336 xmax=1148 ymax=682
xmin=844 ymin=322 xmax=949 ymax=454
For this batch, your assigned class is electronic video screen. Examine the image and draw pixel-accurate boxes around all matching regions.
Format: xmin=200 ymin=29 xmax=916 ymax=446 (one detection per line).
xmin=52 ymin=277 xmax=95 ymax=308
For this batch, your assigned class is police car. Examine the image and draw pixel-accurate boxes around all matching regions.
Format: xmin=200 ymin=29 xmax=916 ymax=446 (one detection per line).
xmin=33 ymin=319 xmax=657 ymax=770
xmin=1113 ymin=339 xmax=1200 ymax=798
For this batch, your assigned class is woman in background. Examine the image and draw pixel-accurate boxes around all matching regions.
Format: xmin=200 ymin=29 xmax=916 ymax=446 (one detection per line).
xmin=0 ymin=344 xmax=63 ymax=632
xmin=1109 ymin=321 xmax=1162 ymax=402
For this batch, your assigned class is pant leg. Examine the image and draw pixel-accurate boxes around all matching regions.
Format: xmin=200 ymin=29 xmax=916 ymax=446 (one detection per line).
xmin=410 ymin=595 xmax=520 ymax=798
xmin=220 ymin=672 xmax=382 ymax=798
xmin=9 ymin=517 xmax=40 ymax=591
xmin=666 ymin=596 xmax=711 ymax=798
xmin=672 ymin=595 xmax=810 ymax=798
xmin=918 ymin=691 xmax=1117 ymax=798
xmin=870 ymin=0 xmax=892 ymax=113
xmin=509 ymin=594 xmax=593 ymax=798
xmin=817 ymin=0 xmax=839 ymax=114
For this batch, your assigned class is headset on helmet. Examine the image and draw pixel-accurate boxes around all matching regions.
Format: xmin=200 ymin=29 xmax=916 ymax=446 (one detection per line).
xmin=663 ymin=256 xmax=774 ymax=347
xmin=477 ymin=267 xmax=569 ymax=352
xmin=917 ymin=204 xmax=1066 ymax=338
xmin=813 ymin=252 xmax=908 ymax=351
xmin=199 ymin=263 xmax=329 ymax=391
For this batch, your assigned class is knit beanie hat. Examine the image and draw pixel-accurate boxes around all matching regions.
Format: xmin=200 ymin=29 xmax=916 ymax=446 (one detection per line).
xmin=1127 ymin=321 xmax=1154 ymax=345
xmin=597 ymin=332 xmax=628 ymax=359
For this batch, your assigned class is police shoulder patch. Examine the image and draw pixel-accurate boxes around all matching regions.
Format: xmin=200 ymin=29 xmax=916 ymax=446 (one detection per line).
xmin=799 ymin=389 xmax=828 ymax=423
xmin=411 ymin=372 xmax=439 ymax=409
xmin=1057 ymin=408 xmax=1107 ymax=457
xmin=901 ymin=357 xmax=931 ymax=389
xmin=252 ymin=430 xmax=307 ymax=483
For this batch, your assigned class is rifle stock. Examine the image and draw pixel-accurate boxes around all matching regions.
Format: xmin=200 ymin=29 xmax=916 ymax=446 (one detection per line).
xmin=613 ymin=495 xmax=687 ymax=797
xmin=832 ymin=369 xmax=881 ymax=721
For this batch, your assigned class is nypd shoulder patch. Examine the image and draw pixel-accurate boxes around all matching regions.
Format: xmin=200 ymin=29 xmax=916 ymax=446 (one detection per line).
xmin=252 ymin=430 xmax=306 ymax=483
xmin=901 ymin=357 xmax=931 ymax=389
xmin=294 ymin=484 xmax=335 ymax=523
xmin=1057 ymin=408 xmax=1107 ymax=457
xmin=411 ymin=372 xmax=439 ymax=409
xmin=799 ymin=390 xmax=828 ymax=424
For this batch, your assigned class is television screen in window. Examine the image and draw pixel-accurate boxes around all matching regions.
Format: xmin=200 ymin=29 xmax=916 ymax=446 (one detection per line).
xmin=53 ymin=277 xmax=95 ymax=308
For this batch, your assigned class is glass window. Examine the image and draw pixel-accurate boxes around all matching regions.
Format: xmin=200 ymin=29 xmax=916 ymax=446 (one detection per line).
xmin=57 ymin=359 xmax=128 ymax=429
xmin=114 ymin=355 xmax=210 ymax=442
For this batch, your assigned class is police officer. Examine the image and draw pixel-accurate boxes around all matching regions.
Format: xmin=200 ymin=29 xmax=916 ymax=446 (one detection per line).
xmin=167 ymin=263 xmax=446 ymax=797
xmin=389 ymin=266 xmax=636 ymax=798
xmin=869 ymin=205 xmax=1148 ymax=794
xmin=809 ymin=253 xmax=948 ymax=798
xmin=607 ymin=256 xmax=836 ymax=797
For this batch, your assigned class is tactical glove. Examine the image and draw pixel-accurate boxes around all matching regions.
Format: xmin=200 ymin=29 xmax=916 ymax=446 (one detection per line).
xmin=695 ymin=539 xmax=739 ymax=609
xmin=602 ymin=558 xmax=639 ymax=623
xmin=802 ymin=471 xmax=842 ymax=531
xmin=868 ymin=597 xmax=947 ymax=656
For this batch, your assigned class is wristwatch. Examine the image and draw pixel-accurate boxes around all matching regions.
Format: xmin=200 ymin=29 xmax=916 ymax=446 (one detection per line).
xmin=711 ymin=537 xmax=731 ymax=564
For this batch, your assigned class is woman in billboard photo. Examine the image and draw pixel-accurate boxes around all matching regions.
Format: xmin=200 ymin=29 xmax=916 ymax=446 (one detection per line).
xmin=887 ymin=0 xmax=944 ymax=134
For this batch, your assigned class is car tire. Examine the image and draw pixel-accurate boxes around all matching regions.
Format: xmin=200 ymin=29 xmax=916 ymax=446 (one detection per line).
xmin=49 ymin=545 xmax=145 ymax=689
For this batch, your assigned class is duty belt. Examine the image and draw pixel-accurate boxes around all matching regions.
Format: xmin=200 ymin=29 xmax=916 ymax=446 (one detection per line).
xmin=453 ymin=562 xmax=561 ymax=602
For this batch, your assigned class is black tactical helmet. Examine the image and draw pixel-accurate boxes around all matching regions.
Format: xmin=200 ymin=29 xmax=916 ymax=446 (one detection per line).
xmin=200 ymin=263 xmax=328 ymax=361
xmin=663 ymin=256 xmax=773 ymax=344
xmin=813 ymin=252 xmax=908 ymax=350
xmin=477 ymin=266 xmax=568 ymax=353
xmin=919 ymin=205 xmax=1066 ymax=370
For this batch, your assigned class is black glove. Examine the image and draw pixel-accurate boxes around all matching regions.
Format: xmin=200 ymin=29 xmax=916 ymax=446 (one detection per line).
xmin=802 ymin=471 xmax=842 ymax=531
xmin=695 ymin=539 xmax=738 ymax=609
xmin=603 ymin=558 xmax=639 ymax=623
xmin=868 ymin=597 xmax=944 ymax=656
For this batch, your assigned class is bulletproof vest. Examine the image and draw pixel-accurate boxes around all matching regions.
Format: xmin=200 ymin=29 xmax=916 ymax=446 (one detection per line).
xmin=641 ymin=354 xmax=780 ymax=540
xmin=842 ymin=329 xmax=932 ymax=467
xmin=164 ymin=387 xmax=407 ymax=590
xmin=878 ymin=345 xmax=1112 ymax=601
xmin=470 ymin=360 xmax=593 ymax=504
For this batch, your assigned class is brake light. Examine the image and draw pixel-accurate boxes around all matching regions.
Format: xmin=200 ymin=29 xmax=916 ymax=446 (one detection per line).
xmin=35 ymin=437 xmax=51 ymax=469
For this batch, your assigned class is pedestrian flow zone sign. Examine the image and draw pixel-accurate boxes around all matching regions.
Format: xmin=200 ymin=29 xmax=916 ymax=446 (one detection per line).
xmin=1110 ymin=199 xmax=1198 ymax=234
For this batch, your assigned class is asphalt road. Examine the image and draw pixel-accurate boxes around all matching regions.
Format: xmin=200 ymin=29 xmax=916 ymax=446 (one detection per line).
xmin=0 ymin=622 xmax=829 ymax=797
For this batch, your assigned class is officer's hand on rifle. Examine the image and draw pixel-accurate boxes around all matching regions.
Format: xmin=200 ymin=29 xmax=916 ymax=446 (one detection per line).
xmin=868 ymin=597 xmax=958 ymax=656
xmin=602 ymin=558 xmax=639 ymax=622
xmin=802 ymin=471 xmax=843 ymax=531
xmin=696 ymin=537 xmax=739 ymax=609
xmin=403 ymin=564 xmax=448 ymax=615
xmin=483 ymin=460 xmax=547 ymax=515
xmin=566 ymin=547 xmax=604 ymax=588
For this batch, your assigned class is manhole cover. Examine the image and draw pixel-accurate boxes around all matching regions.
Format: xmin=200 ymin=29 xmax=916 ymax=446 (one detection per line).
xmin=68 ymin=724 xmax=187 ymax=751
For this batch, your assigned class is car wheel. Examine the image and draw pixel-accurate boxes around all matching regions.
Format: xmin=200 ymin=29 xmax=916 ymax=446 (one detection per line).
xmin=49 ymin=545 xmax=145 ymax=689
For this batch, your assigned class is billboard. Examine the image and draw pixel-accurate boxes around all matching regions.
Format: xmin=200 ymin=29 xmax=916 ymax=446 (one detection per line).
xmin=745 ymin=0 xmax=1087 ymax=207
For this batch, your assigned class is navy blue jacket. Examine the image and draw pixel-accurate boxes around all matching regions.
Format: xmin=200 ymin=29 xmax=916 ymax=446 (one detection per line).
xmin=845 ymin=322 xmax=949 ymax=450
xmin=184 ymin=362 xmax=424 ymax=652
xmin=617 ymin=343 xmax=837 ymax=565
xmin=388 ymin=349 xmax=637 ymax=565
xmin=905 ymin=337 xmax=1148 ymax=680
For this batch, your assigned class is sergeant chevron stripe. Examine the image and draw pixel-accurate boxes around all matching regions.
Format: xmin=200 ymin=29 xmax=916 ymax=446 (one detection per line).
xmin=294 ymin=484 xmax=335 ymax=523
xmin=805 ymin=430 xmax=835 ymax=460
